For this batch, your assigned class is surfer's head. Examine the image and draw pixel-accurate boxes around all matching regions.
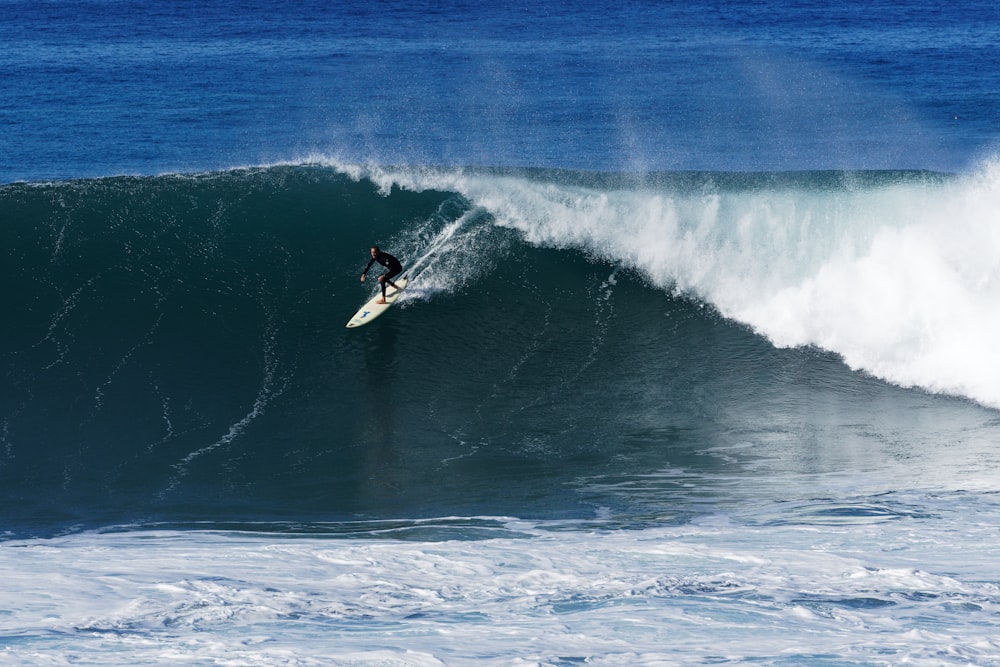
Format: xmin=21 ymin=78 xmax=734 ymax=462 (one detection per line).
xmin=370 ymin=246 xmax=380 ymax=257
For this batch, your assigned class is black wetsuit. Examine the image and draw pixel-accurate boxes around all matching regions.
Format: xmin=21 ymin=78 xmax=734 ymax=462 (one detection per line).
xmin=363 ymin=251 xmax=403 ymax=297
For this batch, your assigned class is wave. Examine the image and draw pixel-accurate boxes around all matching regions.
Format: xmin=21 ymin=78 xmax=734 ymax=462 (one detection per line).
xmin=339 ymin=158 xmax=1000 ymax=409
xmin=2 ymin=161 xmax=998 ymax=536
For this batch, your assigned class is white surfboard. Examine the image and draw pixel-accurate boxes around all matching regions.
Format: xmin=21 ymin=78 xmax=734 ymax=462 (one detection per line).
xmin=345 ymin=276 xmax=408 ymax=328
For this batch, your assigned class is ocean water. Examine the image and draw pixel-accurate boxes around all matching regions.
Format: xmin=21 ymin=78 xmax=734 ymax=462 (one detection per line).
xmin=3 ymin=1 xmax=1000 ymax=665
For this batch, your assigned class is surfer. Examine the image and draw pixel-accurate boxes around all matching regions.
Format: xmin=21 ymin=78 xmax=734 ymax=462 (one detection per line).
xmin=360 ymin=246 xmax=403 ymax=304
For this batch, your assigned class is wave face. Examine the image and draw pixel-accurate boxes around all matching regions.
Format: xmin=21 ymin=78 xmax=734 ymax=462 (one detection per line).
xmin=2 ymin=164 xmax=998 ymax=536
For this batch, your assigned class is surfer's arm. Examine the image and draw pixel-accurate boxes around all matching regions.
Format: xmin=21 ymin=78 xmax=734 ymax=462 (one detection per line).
xmin=361 ymin=257 xmax=376 ymax=280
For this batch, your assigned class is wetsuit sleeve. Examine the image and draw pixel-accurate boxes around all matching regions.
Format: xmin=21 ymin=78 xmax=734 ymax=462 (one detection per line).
xmin=362 ymin=257 xmax=377 ymax=275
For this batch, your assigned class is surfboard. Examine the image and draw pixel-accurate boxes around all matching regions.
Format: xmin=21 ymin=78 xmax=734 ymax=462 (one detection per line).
xmin=345 ymin=276 xmax=408 ymax=328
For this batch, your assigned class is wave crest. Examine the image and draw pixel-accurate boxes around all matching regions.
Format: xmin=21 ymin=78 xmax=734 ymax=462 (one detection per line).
xmin=331 ymin=158 xmax=1000 ymax=408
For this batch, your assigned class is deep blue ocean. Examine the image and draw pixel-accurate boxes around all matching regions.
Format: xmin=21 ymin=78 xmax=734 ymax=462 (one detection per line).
xmin=4 ymin=1 xmax=1000 ymax=664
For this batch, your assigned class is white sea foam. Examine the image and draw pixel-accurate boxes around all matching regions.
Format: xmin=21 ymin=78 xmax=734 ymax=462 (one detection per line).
xmin=733 ymin=164 xmax=1000 ymax=408
xmin=330 ymin=158 xmax=1000 ymax=410
xmin=3 ymin=497 xmax=1000 ymax=666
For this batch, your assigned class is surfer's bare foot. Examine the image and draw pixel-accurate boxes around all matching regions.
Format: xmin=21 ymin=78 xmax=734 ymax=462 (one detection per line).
xmin=376 ymin=298 xmax=386 ymax=304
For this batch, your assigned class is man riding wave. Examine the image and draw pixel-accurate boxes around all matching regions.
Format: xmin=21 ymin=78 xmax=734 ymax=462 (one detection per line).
xmin=360 ymin=246 xmax=403 ymax=304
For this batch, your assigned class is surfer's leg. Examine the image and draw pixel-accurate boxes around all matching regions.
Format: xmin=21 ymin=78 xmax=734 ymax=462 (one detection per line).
xmin=376 ymin=275 xmax=388 ymax=303
xmin=383 ymin=269 xmax=401 ymax=291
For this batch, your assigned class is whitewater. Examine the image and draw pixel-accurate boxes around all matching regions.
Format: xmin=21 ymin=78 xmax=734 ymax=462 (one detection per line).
xmin=6 ymin=508 xmax=1000 ymax=666
xmin=340 ymin=159 xmax=1000 ymax=410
